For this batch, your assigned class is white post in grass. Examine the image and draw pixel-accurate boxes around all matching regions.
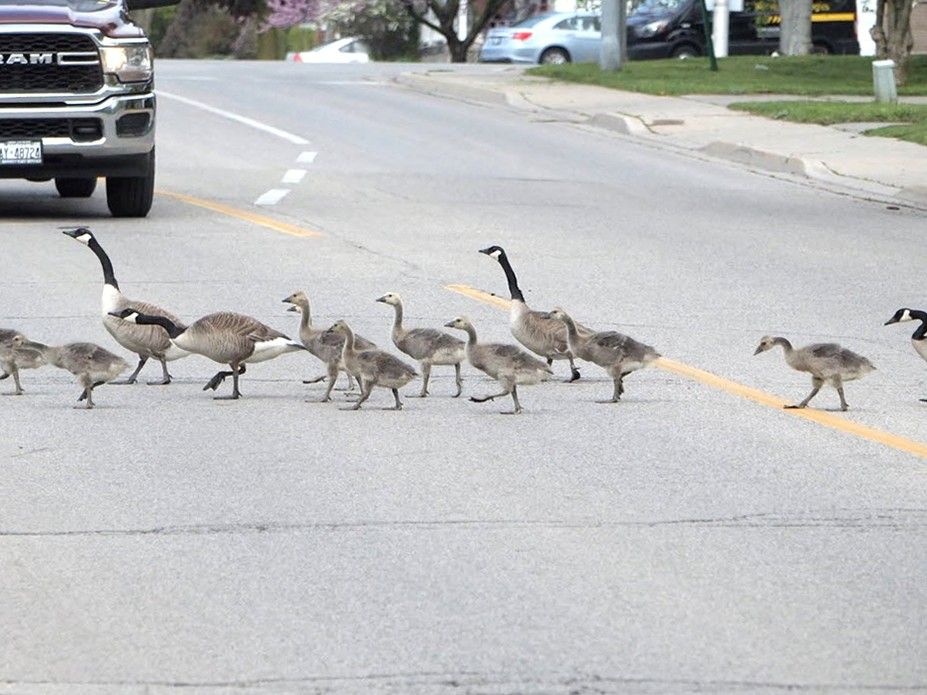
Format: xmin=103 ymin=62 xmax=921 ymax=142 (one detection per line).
xmin=712 ymin=0 xmax=730 ymax=58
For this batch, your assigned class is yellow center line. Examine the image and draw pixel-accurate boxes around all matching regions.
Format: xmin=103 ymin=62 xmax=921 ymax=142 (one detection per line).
xmin=445 ymin=283 xmax=927 ymax=461
xmin=156 ymin=189 xmax=322 ymax=238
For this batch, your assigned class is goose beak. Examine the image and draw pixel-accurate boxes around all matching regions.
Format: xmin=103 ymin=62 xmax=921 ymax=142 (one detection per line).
xmin=375 ymin=296 xmax=387 ymax=303
xmin=884 ymin=317 xmax=899 ymax=325
xmin=753 ymin=346 xmax=763 ymax=355
xmin=478 ymin=247 xmax=492 ymax=255
xmin=443 ymin=320 xmax=455 ymax=328
xmin=61 ymin=227 xmax=85 ymax=239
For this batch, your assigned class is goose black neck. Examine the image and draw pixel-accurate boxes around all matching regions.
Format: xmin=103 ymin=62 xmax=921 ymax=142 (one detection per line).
xmin=911 ymin=311 xmax=927 ymax=340
xmin=135 ymin=313 xmax=183 ymax=339
xmin=496 ymin=252 xmax=524 ymax=302
xmin=87 ymin=237 xmax=118 ymax=289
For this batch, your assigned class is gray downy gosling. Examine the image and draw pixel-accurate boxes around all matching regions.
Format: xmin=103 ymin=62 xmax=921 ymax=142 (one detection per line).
xmin=753 ymin=336 xmax=875 ymax=411
xmin=376 ymin=292 xmax=465 ymax=398
xmin=444 ymin=316 xmax=552 ymax=415
xmin=0 ymin=329 xmax=47 ymax=395
xmin=114 ymin=309 xmax=306 ymax=400
xmin=281 ymin=290 xmax=376 ymax=400
xmin=325 ymin=320 xmax=417 ymax=411
xmin=12 ymin=336 xmax=128 ymax=409
xmin=884 ymin=308 xmax=927 ymax=402
xmin=549 ymin=308 xmax=660 ymax=403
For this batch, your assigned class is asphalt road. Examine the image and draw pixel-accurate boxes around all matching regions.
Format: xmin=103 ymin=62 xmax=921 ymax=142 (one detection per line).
xmin=2 ymin=61 xmax=926 ymax=694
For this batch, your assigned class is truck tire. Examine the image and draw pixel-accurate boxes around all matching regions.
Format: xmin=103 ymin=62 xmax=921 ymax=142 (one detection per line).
xmin=55 ymin=177 xmax=97 ymax=198
xmin=106 ymin=149 xmax=154 ymax=218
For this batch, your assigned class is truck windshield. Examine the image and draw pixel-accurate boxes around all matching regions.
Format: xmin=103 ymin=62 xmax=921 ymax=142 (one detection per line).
xmin=631 ymin=0 xmax=688 ymax=15
xmin=0 ymin=0 xmax=117 ymax=10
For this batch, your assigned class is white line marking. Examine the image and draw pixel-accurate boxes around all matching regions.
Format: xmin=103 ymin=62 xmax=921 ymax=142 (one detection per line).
xmin=254 ymin=189 xmax=290 ymax=206
xmin=297 ymin=151 xmax=318 ymax=164
xmin=157 ymin=90 xmax=309 ymax=145
xmin=282 ymin=169 xmax=306 ymax=184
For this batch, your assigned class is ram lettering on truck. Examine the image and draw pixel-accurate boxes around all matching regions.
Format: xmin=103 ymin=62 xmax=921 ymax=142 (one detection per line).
xmin=0 ymin=0 xmax=176 ymax=217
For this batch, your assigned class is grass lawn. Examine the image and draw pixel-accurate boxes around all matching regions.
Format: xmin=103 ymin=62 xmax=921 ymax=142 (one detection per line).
xmin=528 ymin=55 xmax=927 ymax=96
xmin=728 ymin=100 xmax=927 ymax=145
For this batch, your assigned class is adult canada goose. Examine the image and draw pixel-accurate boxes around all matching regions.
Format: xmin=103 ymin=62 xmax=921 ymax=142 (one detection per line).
xmin=325 ymin=320 xmax=417 ymax=411
xmin=885 ymin=308 xmax=927 ymax=402
xmin=62 ymin=227 xmax=188 ymax=385
xmin=12 ymin=336 xmax=128 ymax=409
xmin=113 ymin=309 xmax=305 ymax=400
xmin=479 ymin=245 xmax=589 ymax=382
xmin=549 ymin=308 xmax=660 ymax=403
xmin=0 ymin=329 xmax=47 ymax=395
xmin=444 ymin=316 xmax=552 ymax=414
xmin=753 ymin=336 xmax=875 ymax=411
xmin=375 ymin=292 xmax=465 ymax=398
xmin=281 ymin=290 xmax=375 ymax=401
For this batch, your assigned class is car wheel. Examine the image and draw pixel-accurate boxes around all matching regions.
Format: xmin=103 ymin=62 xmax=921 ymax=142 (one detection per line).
xmin=106 ymin=149 xmax=154 ymax=218
xmin=55 ymin=177 xmax=97 ymax=198
xmin=540 ymin=48 xmax=570 ymax=65
xmin=672 ymin=44 xmax=700 ymax=59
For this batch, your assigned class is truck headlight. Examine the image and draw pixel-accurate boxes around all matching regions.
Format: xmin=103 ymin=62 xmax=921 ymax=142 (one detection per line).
xmin=638 ymin=20 xmax=669 ymax=37
xmin=100 ymin=44 xmax=152 ymax=83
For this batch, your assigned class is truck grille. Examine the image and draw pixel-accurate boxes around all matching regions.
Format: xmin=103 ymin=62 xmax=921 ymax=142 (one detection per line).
xmin=0 ymin=118 xmax=102 ymax=141
xmin=0 ymin=34 xmax=102 ymax=94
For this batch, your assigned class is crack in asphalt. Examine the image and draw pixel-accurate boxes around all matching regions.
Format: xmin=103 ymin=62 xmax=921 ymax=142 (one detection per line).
xmin=2 ymin=509 xmax=925 ymax=539
xmin=1 ymin=671 xmax=925 ymax=692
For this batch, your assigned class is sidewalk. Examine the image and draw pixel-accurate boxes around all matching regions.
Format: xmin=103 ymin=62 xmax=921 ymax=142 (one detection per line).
xmin=397 ymin=67 xmax=927 ymax=207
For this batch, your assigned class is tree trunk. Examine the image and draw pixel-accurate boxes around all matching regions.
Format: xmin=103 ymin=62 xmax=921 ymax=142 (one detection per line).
xmin=871 ymin=0 xmax=915 ymax=85
xmin=447 ymin=35 xmax=469 ymax=61
xmin=779 ymin=0 xmax=812 ymax=54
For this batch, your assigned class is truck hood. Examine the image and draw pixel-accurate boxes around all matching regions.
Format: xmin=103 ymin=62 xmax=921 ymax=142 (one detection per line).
xmin=0 ymin=1 xmax=145 ymax=39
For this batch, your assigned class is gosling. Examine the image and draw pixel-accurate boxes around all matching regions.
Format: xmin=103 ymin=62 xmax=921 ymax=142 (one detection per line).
xmin=376 ymin=292 xmax=465 ymax=397
xmin=549 ymin=308 xmax=660 ymax=403
xmin=0 ymin=329 xmax=47 ymax=395
xmin=444 ymin=316 xmax=552 ymax=415
xmin=325 ymin=320 xmax=417 ymax=411
xmin=13 ymin=336 xmax=128 ymax=409
xmin=753 ymin=335 xmax=875 ymax=411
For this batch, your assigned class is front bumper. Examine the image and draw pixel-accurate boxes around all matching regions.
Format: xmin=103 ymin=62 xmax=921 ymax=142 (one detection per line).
xmin=0 ymin=92 xmax=155 ymax=179
xmin=478 ymin=45 xmax=540 ymax=64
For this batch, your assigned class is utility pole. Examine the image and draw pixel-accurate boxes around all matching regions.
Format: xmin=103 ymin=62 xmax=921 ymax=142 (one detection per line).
xmin=599 ymin=0 xmax=624 ymax=71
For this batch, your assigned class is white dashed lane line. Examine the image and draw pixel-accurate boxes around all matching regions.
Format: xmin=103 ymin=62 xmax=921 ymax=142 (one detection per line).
xmin=282 ymin=169 xmax=307 ymax=184
xmin=156 ymin=90 xmax=316 ymax=208
xmin=255 ymin=189 xmax=290 ymax=206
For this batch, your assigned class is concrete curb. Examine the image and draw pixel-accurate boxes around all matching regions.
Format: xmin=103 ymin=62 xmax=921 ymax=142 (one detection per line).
xmin=699 ymin=141 xmax=809 ymax=176
xmin=395 ymin=72 xmax=511 ymax=107
xmin=587 ymin=112 xmax=650 ymax=136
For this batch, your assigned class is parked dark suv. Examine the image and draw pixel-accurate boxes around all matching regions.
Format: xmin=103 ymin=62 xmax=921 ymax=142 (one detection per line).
xmin=0 ymin=0 xmax=175 ymax=217
xmin=627 ymin=0 xmax=859 ymax=59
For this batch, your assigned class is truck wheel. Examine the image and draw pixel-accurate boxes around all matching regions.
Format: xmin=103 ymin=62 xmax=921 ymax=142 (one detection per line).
xmin=55 ymin=177 xmax=97 ymax=198
xmin=106 ymin=149 xmax=154 ymax=218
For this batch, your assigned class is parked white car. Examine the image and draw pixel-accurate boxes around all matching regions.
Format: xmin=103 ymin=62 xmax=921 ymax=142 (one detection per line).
xmin=288 ymin=37 xmax=370 ymax=64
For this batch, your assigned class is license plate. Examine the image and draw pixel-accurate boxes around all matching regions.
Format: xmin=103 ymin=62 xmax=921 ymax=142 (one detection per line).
xmin=0 ymin=140 xmax=42 ymax=165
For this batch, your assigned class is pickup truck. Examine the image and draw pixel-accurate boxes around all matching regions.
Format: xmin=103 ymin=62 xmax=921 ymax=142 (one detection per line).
xmin=0 ymin=0 xmax=174 ymax=217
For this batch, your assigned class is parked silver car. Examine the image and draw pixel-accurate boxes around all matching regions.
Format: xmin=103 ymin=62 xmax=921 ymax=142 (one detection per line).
xmin=479 ymin=12 xmax=602 ymax=65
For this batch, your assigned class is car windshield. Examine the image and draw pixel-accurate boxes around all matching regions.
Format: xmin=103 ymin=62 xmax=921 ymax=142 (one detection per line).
xmin=512 ymin=12 xmax=557 ymax=28
xmin=0 ymin=0 xmax=117 ymax=9
xmin=311 ymin=38 xmax=349 ymax=52
xmin=631 ymin=0 xmax=688 ymax=15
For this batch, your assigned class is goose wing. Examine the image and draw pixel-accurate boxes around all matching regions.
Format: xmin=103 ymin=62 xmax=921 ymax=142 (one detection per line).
xmin=808 ymin=343 xmax=844 ymax=359
xmin=358 ymin=349 xmax=418 ymax=379
xmin=354 ymin=333 xmax=377 ymax=351
xmin=399 ymin=328 xmax=463 ymax=359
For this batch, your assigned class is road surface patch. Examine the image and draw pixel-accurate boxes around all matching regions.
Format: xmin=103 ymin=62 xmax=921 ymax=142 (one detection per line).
xmin=156 ymin=189 xmax=321 ymax=238
xmin=445 ymin=283 xmax=927 ymax=461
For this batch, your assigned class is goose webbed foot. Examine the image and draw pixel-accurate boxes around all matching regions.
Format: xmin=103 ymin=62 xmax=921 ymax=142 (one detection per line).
xmin=783 ymin=404 xmax=807 ymax=410
xmin=469 ymin=394 xmax=496 ymax=404
xmin=114 ymin=357 xmax=147 ymax=385
xmin=202 ymin=371 xmax=230 ymax=392
xmin=147 ymin=377 xmax=171 ymax=386
xmin=566 ymin=368 xmax=581 ymax=383
xmin=0 ymin=372 xmax=9 ymax=380
xmin=595 ymin=398 xmax=620 ymax=404
xmin=112 ymin=377 xmax=138 ymax=385
xmin=302 ymin=375 xmax=326 ymax=385
xmin=214 ymin=394 xmax=241 ymax=400
xmin=2 ymin=390 xmax=23 ymax=396
xmin=919 ymin=398 xmax=927 ymax=403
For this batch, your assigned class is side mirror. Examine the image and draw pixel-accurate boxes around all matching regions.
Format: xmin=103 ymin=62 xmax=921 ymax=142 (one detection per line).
xmin=125 ymin=0 xmax=179 ymax=9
